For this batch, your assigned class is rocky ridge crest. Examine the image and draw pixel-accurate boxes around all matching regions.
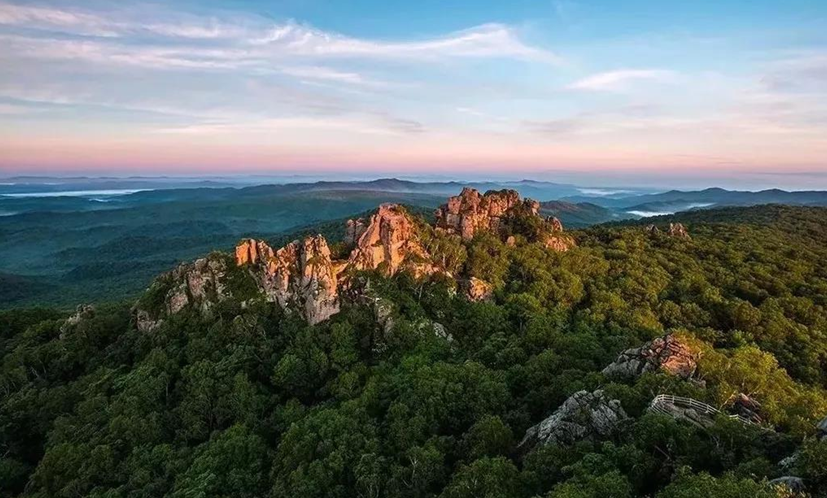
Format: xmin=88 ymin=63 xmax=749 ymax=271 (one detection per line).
xmin=134 ymin=189 xmax=575 ymax=328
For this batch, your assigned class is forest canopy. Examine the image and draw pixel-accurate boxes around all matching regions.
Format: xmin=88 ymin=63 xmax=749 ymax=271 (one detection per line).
xmin=2 ymin=204 xmax=827 ymax=497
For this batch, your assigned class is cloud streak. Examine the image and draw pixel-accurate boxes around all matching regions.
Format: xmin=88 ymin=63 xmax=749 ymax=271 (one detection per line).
xmin=0 ymin=2 xmax=559 ymax=63
xmin=568 ymin=69 xmax=676 ymax=91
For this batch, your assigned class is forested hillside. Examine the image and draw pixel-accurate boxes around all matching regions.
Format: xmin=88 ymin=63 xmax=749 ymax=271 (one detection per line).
xmin=2 ymin=200 xmax=827 ymax=497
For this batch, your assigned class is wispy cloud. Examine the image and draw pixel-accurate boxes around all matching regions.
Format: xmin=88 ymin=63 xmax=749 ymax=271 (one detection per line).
xmin=568 ymin=69 xmax=676 ymax=91
xmin=0 ymin=2 xmax=559 ymax=63
xmin=279 ymin=66 xmax=396 ymax=88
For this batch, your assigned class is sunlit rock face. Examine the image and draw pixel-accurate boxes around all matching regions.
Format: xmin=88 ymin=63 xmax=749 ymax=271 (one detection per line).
xmin=463 ymin=277 xmax=493 ymax=302
xmin=435 ymin=187 xmax=531 ymax=240
xmin=237 ymin=236 xmax=340 ymax=325
xmin=669 ymin=223 xmax=690 ymax=239
xmin=137 ymin=188 xmax=580 ymax=330
xmin=602 ymin=334 xmax=699 ymax=380
xmin=346 ymin=204 xmax=437 ymax=277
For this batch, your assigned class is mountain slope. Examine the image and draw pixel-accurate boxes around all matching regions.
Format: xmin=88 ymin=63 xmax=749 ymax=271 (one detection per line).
xmin=3 ymin=202 xmax=827 ymax=496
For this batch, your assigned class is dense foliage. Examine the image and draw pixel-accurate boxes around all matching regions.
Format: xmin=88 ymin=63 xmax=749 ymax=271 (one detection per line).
xmin=2 ymin=204 xmax=827 ymax=497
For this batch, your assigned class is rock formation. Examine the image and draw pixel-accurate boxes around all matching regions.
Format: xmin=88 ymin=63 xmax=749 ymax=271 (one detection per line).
xmin=344 ymin=218 xmax=367 ymax=246
xmin=463 ymin=277 xmax=493 ymax=302
xmin=134 ymin=188 xmax=578 ymax=330
xmin=548 ymin=216 xmax=564 ymax=232
xmin=645 ymin=224 xmax=660 ymax=234
xmin=602 ymin=334 xmax=698 ymax=380
xmin=346 ymin=204 xmax=435 ymax=276
xmin=519 ymin=390 xmax=628 ymax=450
xmin=168 ymin=257 xmax=228 ymax=315
xmin=544 ymin=234 xmax=576 ymax=252
xmin=134 ymin=256 xmax=228 ymax=332
xmin=669 ymin=223 xmax=690 ymax=239
xmin=239 ymin=236 xmax=340 ymax=325
xmin=435 ymin=187 xmax=537 ymax=240
xmin=60 ymin=304 xmax=95 ymax=338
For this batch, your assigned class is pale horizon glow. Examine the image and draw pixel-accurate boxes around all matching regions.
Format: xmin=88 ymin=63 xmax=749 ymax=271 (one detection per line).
xmin=1 ymin=0 xmax=826 ymax=188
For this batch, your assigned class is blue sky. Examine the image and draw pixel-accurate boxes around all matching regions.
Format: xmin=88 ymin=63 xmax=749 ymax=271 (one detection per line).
xmin=0 ymin=0 xmax=826 ymax=188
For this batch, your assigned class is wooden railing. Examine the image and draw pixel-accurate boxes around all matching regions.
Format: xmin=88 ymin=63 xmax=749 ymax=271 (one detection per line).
xmin=649 ymin=394 xmax=761 ymax=427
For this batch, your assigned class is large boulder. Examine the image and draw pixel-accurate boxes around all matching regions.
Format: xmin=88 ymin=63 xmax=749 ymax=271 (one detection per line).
xmin=602 ymin=334 xmax=698 ymax=380
xmin=519 ymin=390 xmax=628 ymax=450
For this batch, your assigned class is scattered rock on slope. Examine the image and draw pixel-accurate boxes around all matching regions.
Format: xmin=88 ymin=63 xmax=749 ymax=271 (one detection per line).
xmin=519 ymin=390 xmax=628 ymax=450
xmin=669 ymin=223 xmax=690 ymax=238
xmin=463 ymin=277 xmax=493 ymax=302
xmin=602 ymin=334 xmax=699 ymax=380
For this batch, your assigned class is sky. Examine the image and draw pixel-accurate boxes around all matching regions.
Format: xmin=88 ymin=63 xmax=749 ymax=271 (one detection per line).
xmin=1 ymin=0 xmax=827 ymax=188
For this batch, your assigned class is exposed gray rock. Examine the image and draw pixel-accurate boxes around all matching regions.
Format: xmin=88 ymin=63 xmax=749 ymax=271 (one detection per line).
xmin=602 ymin=334 xmax=698 ymax=380
xmin=59 ymin=304 xmax=95 ymax=339
xmin=769 ymin=476 xmax=805 ymax=493
xmin=519 ymin=390 xmax=628 ymax=450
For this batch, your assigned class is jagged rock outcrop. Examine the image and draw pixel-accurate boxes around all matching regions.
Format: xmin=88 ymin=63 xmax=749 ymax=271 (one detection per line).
xmin=519 ymin=390 xmax=628 ymax=450
xmin=168 ymin=257 xmax=228 ymax=314
xmin=435 ymin=187 xmax=537 ymax=240
xmin=602 ymin=334 xmax=698 ymax=380
xmin=240 ymin=236 xmax=341 ymax=325
xmin=645 ymin=224 xmax=660 ymax=234
xmin=344 ymin=218 xmax=367 ymax=246
xmin=135 ymin=188 xmax=578 ymax=330
xmin=669 ymin=223 xmax=690 ymax=238
xmin=463 ymin=277 xmax=493 ymax=302
xmin=548 ymin=216 xmax=564 ymax=232
xmin=544 ymin=234 xmax=576 ymax=252
xmin=60 ymin=304 xmax=95 ymax=338
xmin=347 ymin=204 xmax=436 ymax=277
xmin=134 ymin=256 xmax=228 ymax=332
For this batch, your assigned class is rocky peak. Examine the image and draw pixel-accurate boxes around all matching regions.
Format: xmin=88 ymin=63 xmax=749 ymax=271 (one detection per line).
xmin=602 ymin=334 xmax=699 ymax=380
xmin=134 ymin=255 xmax=228 ymax=332
xmin=235 ymin=238 xmax=274 ymax=266
xmin=435 ymin=187 xmax=537 ymax=240
xmin=346 ymin=203 xmax=435 ymax=277
xmin=239 ymin=235 xmax=340 ymax=325
xmin=519 ymin=390 xmax=628 ymax=450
